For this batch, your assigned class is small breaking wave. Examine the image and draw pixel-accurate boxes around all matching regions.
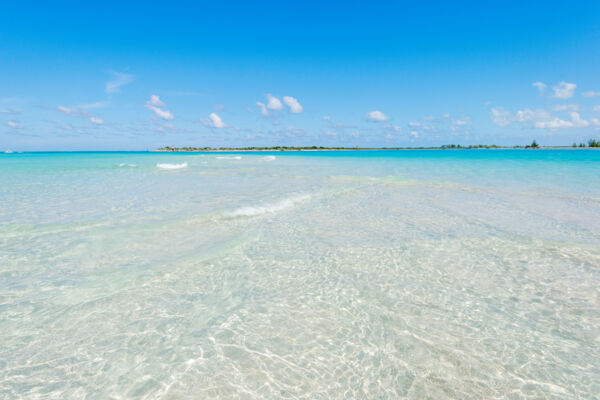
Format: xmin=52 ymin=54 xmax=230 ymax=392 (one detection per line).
xmin=227 ymin=194 xmax=311 ymax=217
xmin=263 ymin=156 xmax=276 ymax=161
xmin=156 ymin=162 xmax=188 ymax=170
xmin=216 ymin=156 xmax=242 ymax=160
xmin=118 ymin=163 xmax=136 ymax=167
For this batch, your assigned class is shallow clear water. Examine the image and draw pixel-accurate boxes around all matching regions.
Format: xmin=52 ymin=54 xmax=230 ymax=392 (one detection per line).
xmin=1 ymin=150 xmax=599 ymax=399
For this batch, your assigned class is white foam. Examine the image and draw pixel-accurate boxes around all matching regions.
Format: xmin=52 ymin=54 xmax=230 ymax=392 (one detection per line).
xmin=263 ymin=156 xmax=276 ymax=161
xmin=216 ymin=156 xmax=242 ymax=160
xmin=156 ymin=162 xmax=188 ymax=170
xmin=228 ymin=194 xmax=311 ymax=217
xmin=118 ymin=163 xmax=136 ymax=167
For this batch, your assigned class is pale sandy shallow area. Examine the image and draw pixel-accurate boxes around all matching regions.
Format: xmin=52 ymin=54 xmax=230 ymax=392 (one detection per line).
xmin=1 ymin=150 xmax=599 ymax=399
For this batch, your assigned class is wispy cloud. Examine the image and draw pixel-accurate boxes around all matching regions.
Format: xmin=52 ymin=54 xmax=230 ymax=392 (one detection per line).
xmin=144 ymin=95 xmax=174 ymax=120
xmin=367 ymin=110 xmax=388 ymax=122
xmin=6 ymin=121 xmax=21 ymax=129
xmin=77 ymin=101 xmax=109 ymax=109
xmin=452 ymin=117 xmax=471 ymax=126
xmin=490 ymin=107 xmax=512 ymax=126
xmin=323 ymin=115 xmax=355 ymax=130
xmin=383 ymin=123 xmax=402 ymax=132
xmin=57 ymin=105 xmax=104 ymax=125
xmin=105 ymin=71 xmax=134 ymax=94
xmin=256 ymin=101 xmax=269 ymax=116
xmin=552 ymin=104 xmax=579 ymax=111
xmin=552 ymin=81 xmax=577 ymax=99
xmin=582 ymin=91 xmax=600 ymax=97
xmin=532 ymin=81 xmax=547 ymax=95
xmin=57 ymin=106 xmax=88 ymax=118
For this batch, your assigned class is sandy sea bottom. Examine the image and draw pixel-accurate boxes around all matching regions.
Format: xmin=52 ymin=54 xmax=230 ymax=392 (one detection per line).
xmin=1 ymin=150 xmax=599 ymax=399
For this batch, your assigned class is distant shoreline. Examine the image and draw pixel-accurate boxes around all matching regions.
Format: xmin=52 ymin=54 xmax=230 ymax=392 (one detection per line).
xmin=153 ymin=146 xmax=599 ymax=152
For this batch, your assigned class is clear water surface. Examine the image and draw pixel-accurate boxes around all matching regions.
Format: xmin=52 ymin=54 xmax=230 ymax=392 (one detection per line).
xmin=1 ymin=150 xmax=599 ymax=399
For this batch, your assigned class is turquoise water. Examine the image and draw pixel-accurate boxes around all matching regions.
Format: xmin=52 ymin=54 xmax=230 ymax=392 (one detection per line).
xmin=1 ymin=150 xmax=599 ymax=399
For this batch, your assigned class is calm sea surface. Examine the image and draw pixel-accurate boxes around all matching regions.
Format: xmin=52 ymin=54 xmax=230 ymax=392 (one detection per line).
xmin=1 ymin=150 xmax=599 ymax=399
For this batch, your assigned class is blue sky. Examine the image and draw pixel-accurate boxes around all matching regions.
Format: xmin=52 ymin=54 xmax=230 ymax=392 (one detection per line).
xmin=2 ymin=0 xmax=600 ymax=150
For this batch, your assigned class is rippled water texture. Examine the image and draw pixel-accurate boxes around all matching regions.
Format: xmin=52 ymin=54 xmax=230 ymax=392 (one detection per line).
xmin=1 ymin=150 xmax=599 ymax=399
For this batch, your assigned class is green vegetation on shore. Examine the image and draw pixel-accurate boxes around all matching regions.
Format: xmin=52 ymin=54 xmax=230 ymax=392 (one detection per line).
xmin=157 ymin=144 xmax=504 ymax=152
xmin=155 ymin=144 xmax=502 ymax=151
xmin=525 ymin=140 xmax=539 ymax=149
xmin=573 ymin=139 xmax=600 ymax=148
xmin=155 ymin=140 xmax=599 ymax=152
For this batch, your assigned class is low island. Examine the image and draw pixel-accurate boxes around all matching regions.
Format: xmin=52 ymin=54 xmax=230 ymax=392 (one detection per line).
xmin=155 ymin=139 xmax=600 ymax=152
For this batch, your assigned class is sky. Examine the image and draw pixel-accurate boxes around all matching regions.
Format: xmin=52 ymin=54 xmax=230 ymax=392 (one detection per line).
xmin=2 ymin=0 xmax=600 ymax=150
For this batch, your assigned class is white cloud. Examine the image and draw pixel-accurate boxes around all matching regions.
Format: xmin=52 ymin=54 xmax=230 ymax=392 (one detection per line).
xmin=265 ymin=94 xmax=283 ymax=110
xmin=567 ymin=112 xmax=589 ymax=127
xmin=105 ymin=71 xmax=134 ymax=94
xmin=534 ymin=112 xmax=589 ymax=129
xmin=452 ymin=117 xmax=471 ymax=126
xmin=552 ymin=81 xmax=577 ymax=99
xmin=205 ymin=112 xmax=226 ymax=128
xmin=490 ymin=107 xmax=511 ymax=126
xmin=409 ymin=130 xmax=419 ymax=138
xmin=367 ymin=110 xmax=388 ymax=122
xmin=146 ymin=105 xmax=174 ymax=120
xmin=491 ymin=106 xmax=590 ymax=130
xmin=582 ymin=91 xmax=600 ymax=97
xmin=594 ymin=105 xmax=600 ymax=113
xmin=513 ymin=108 xmax=551 ymax=123
xmin=256 ymin=101 xmax=269 ymax=116
xmin=408 ymin=121 xmax=421 ymax=127
xmin=57 ymin=105 xmax=104 ymax=124
xmin=383 ymin=123 xmax=402 ymax=132
xmin=148 ymin=94 xmax=165 ymax=107
xmin=7 ymin=121 xmax=20 ymax=129
xmin=325 ymin=130 xmax=337 ymax=136
xmin=57 ymin=106 xmax=87 ymax=118
xmin=532 ymin=81 xmax=547 ymax=94
xmin=283 ymin=96 xmax=303 ymax=113
xmin=552 ymin=104 xmax=579 ymax=111
xmin=144 ymin=95 xmax=174 ymax=120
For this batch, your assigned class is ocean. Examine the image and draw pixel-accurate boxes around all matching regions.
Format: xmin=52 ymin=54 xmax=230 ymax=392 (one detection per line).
xmin=1 ymin=150 xmax=599 ymax=399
